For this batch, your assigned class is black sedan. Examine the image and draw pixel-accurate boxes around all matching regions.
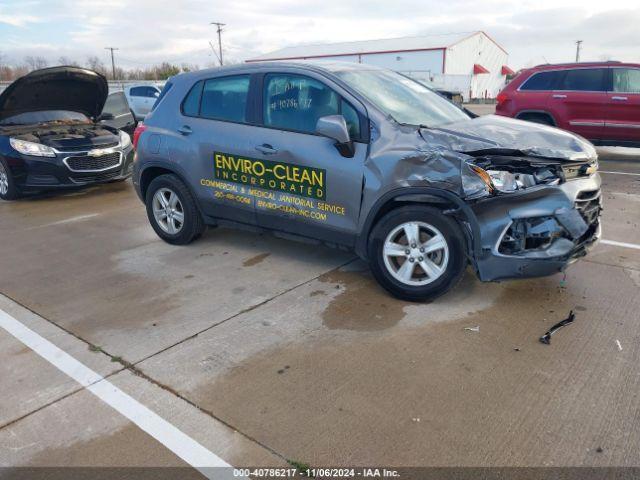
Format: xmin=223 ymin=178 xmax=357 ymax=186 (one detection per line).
xmin=0 ymin=66 xmax=134 ymax=200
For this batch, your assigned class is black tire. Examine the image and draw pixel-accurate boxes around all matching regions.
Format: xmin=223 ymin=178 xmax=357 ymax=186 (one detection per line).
xmin=145 ymin=174 xmax=205 ymax=245
xmin=0 ymin=158 xmax=22 ymax=201
xmin=367 ymin=205 xmax=467 ymax=302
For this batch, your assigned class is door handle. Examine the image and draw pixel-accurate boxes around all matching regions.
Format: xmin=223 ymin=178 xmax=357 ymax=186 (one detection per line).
xmin=612 ymin=96 xmax=628 ymax=101
xmin=552 ymin=94 xmax=567 ymax=99
xmin=178 ymin=125 xmax=192 ymax=135
xmin=255 ymin=144 xmax=278 ymax=155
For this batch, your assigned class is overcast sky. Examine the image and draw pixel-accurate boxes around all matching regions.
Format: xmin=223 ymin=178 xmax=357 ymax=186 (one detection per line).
xmin=1 ymin=0 xmax=639 ymax=71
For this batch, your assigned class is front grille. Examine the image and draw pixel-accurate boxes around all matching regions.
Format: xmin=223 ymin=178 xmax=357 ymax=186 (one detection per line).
xmin=65 ymin=152 xmax=121 ymax=172
xmin=575 ymin=189 xmax=601 ymax=226
xmin=69 ymin=170 xmax=121 ymax=183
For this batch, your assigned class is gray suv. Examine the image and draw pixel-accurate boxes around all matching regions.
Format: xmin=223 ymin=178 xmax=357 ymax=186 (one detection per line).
xmin=133 ymin=62 xmax=601 ymax=301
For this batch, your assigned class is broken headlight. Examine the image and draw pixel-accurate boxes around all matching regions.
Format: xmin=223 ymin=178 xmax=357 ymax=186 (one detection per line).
xmin=463 ymin=162 xmax=561 ymax=198
xmin=461 ymin=162 xmax=494 ymax=198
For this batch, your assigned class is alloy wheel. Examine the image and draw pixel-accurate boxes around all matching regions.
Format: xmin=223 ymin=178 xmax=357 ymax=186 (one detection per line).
xmin=382 ymin=221 xmax=450 ymax=286
xmin=0 ymin=163 xmax=8 ymax=196
xmin=152 ymin=188 xmax=184 ymax=234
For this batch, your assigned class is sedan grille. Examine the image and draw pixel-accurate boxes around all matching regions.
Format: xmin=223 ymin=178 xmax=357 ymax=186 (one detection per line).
xmin=65 ymin=152 xmax=121 ymax=172
xmin=575 ymin=189 xmax=601 ymax=226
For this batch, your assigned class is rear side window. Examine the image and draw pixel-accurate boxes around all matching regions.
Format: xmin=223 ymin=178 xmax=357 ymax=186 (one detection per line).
xmin=559 ymin=68 xmax=607 ymax=91
xmin=103 ymin=92 xmax=130 ymax=116
xmin=613 ymin=68 xmax=640 ymax=93
xmin=182 ymin=81 xmax=204 ymax=116
xmin=152 ymin=81 xmax=172 ymax=111
xmin=200 ymin=76 xmax=250 ymax=123
xmin=519 ymin=71 xmax=561 ymax=91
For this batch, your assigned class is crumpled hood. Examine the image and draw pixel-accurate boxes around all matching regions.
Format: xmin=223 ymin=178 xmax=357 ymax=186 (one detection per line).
xmin=420 ymin=114 xmax=597 ymax=162
xmin=0 ymin=66 xmax=108 ymax=121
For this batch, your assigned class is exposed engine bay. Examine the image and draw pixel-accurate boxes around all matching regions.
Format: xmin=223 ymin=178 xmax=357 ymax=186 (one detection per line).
xmin=5 ymin=123 xmax=117 ymax=145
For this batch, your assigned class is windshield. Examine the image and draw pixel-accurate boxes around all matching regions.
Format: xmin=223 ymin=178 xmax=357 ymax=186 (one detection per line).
xmin=0 ymin=110 xmax=90 ymax=126
xmin=334 ymin=69 xmax=470 ymax=127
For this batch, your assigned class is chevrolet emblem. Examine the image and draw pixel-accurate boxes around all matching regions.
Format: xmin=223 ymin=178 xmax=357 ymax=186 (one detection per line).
xmin=88 ymin=148 xmax=110 ymax=157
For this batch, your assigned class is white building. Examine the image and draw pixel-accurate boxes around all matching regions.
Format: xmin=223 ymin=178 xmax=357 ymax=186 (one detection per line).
xmin=247 ymin=31 xmax=513 ymax=101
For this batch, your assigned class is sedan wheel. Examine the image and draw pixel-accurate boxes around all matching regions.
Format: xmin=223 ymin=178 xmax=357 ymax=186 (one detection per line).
xmin=152 ymin=188 xmax=185 ymax=235
xmin=0 ymin=163 xmax=8 ymax=196
xmin=382 ymin=221 xmax=449 ymax=286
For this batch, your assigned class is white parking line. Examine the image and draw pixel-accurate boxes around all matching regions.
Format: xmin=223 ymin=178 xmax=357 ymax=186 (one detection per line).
xmin=601 ymin=239 xmax=640 ymax=250
xmin=0 ymin=308 xmax=232 ymax=478
xmin=600 ymin=171 xmax=640 ymax=176
xmin=29 ymin=213 xmax=101 ymax=230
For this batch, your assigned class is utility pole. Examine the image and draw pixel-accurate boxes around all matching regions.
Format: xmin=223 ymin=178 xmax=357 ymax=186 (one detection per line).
xmin=105 ymin=47 xmax=119 ymax=80
xmin=575 ymin=40 xmax=583 ymax=62
xmin=210 ymin=22 xmax=225 ymax=66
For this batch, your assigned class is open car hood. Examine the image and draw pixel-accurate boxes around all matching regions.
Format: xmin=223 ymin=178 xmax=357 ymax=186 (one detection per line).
xmin=0 ymin=66 xmax=108 ymax=122
xmin=420 ymin=114 xmax=598 ymax=162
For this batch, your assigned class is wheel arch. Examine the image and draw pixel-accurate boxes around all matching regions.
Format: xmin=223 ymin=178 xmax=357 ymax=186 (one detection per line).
xmin=356 ymin=187 xmax=481 ymax=261
xmin=139 ymin=163 xmax=194 ymax=201
xmin=515 ymin=110 xmax=557 ymax=126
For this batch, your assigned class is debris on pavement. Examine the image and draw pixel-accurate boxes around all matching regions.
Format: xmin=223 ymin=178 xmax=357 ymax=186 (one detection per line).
xmin=464 ymin=326 xmax=480 ymax=332
xmin=539 ymin=310 xmax=575 ymax=345
xmin=616 ymin=340 xmax=623 ymax=351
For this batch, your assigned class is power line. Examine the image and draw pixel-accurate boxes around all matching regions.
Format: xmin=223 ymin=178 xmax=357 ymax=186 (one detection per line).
xmin=105 ymin=47 xmax=119 ymax=79
xmin=210 ymin=22 xmax=225 ymax=66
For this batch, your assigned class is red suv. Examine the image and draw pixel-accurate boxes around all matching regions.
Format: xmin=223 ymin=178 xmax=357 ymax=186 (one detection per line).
xmin=496 ymin=62 xmax=640 ymax=147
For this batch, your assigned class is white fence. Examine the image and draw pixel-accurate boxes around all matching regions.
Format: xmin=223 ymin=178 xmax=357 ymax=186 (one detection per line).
xmin=0 ymin=79 xmax=166 ymax=95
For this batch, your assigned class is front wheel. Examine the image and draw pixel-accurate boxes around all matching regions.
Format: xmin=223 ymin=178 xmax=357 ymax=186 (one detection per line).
xmin=145 ymin=174 xmax=205 ymax=245
xmin=0 ymin=159 xmax=22 ymax=201
xmin=367 ymin=206 xmax=467 ymax=301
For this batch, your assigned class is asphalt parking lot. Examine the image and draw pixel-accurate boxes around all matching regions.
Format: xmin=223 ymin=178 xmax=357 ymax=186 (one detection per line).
xmin=1 ymin=106 xmax=640 ymax=477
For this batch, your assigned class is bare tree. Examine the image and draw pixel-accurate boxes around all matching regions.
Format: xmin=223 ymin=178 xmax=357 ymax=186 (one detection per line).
xmin=58 ymin=56 xmax=79 ymax=67
xmin=24 ymin=56 xmax=48 ymax=71
xmin=86 ymin=56 xmax=107 ymax=75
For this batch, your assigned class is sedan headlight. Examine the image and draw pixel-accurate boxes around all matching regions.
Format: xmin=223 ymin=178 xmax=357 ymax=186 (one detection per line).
xmin=9 ymin=138 xmax=56 ymax=157
xmin=119 ymin=130 xmax=131 ymax=149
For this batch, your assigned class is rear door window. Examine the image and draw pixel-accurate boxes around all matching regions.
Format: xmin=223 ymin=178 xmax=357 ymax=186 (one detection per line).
xmin=559 ymin=68 xmax=607 ymax=91
xmin=520 ymin=71 xmax=561 ymax=91
xmin=612 ymin=68 xmax=640 ymax=93
xmin=130 ymin=86 xmax=146 ymax=97
xmin=199 ymin=75 xmax=250 ymax=123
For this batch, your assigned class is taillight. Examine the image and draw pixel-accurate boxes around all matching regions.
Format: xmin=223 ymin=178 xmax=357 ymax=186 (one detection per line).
xmin=133 ymin=123 xmax=147 ymax=150
xmin=496 ymin=92 xmax=508 ymax=105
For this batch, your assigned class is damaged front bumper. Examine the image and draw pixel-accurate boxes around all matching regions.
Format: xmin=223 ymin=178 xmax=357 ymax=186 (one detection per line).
xmin=471 ymin=173 xmax=602 ymax=281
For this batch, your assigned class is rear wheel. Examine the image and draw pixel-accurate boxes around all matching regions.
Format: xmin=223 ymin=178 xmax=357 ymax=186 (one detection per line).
xmin=145 ymin=174 xmax=205 ymax=245
xmin=0 ymin=159 xmax=22 ymax=201
xmin=368 ymin=206 xmax=467 ymax=301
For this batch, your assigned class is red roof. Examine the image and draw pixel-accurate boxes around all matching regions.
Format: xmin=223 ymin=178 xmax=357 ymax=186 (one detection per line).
xmin=473 ymin=63 xmax=490 ymax=74
xmin=501 ymin=65 xmax=515 ymax=75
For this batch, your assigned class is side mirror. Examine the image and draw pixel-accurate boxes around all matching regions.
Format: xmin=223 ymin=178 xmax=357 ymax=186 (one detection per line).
xmin=315 ymin=115 xmax=355 ymax=158
xmin=99 ymin=112 xmax=115 ymax=121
